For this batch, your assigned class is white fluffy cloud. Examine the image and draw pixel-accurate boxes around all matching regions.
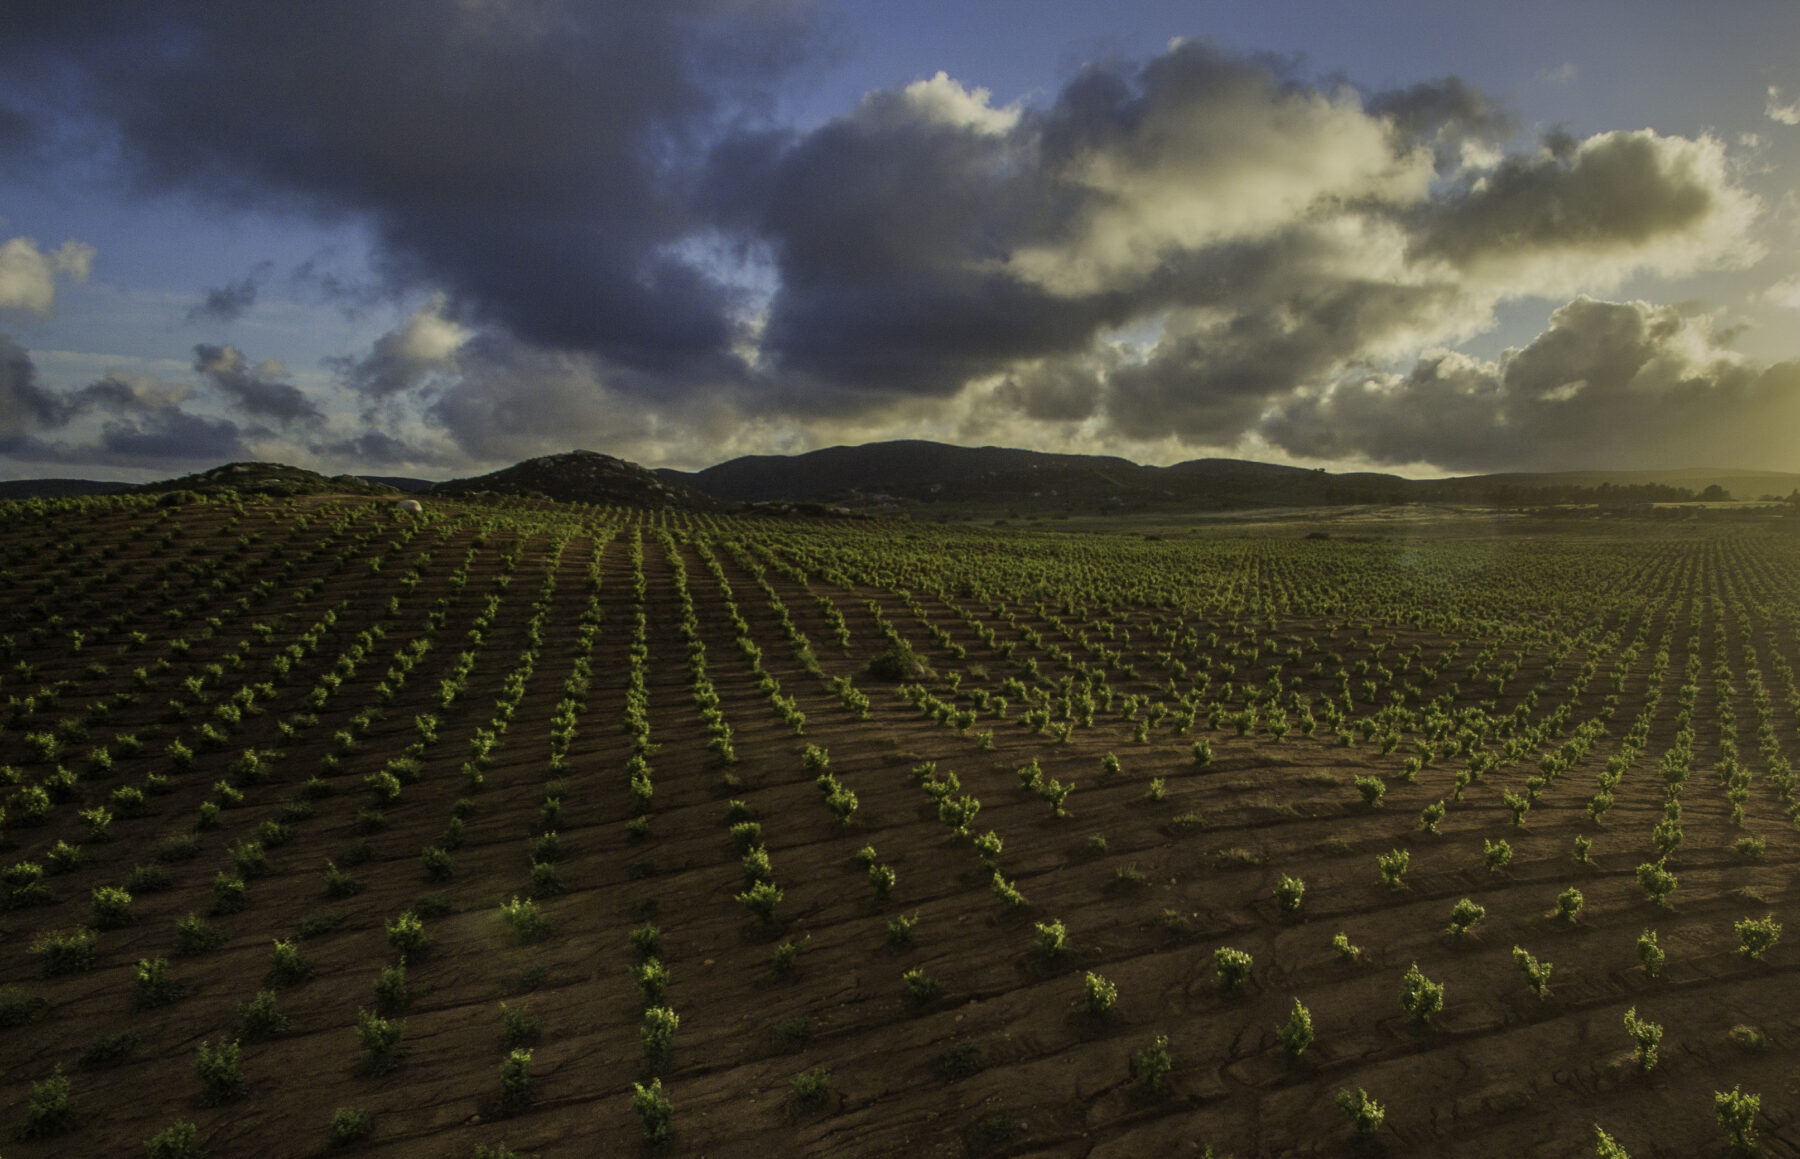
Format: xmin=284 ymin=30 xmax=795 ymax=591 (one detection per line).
xmin=0 ymin=236 xmax=94 ymax=314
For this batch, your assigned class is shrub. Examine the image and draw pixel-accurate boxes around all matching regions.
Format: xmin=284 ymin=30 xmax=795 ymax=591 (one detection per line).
xmin=1191 ymin=738 xmax=1211 ymax=766
xmin=886 ymin=912 xmax=918 ymax=949
xmin=157 ymin=833 xmax=201 ymax=863
xmin=194 ymin=1039 xmax=245 ymax=1105
xmin=1637 ymin=928 xmax=1664 ymax=976
xmin=1214 ymin=947 xmax=1253 ymax=996
xmin=530 ymin=831 xmax=562 ymax=863
xmin=328 ymin=1108 xmax=373 ymax=1147
xmin=0 ymin=985 xmax=46 ymax=1028
xmin=131 ymin=957 xmax=183 ymax=1010
xmin=640 ymin=1006 xmax=678 ymax=1069
xmin=1278 ymin=997 xmax=1315 ymax=1058
xmin=143 ymin=1120 xmax=203 ymax=1159
xmin=372 ymin=962 xmax=408 ymax=1014
xmin=1714 ymin=1085 xmax=1760 ymax=1152
xmin=902 ymin=967 xmax=940 ymax=1002
xmin=1573 ymin=834 xmax=1592 ymax=863
xmin=266 ymin=939 xmax=312 ymax=988
xmin=1083 ymin=971 xmax=1117 ymax=1014
xmin=1553 ymin=888 xmax=1584 ymax=923
xmin=1594 ymin=1125 xmax=1631 ymax=1159
xmin=791 ymin=1066 xmax=830 ymax=1108
xmin=1636 ymin=860 xmax=1677 ymax=906
xmin=1622 ymin=1006 xmax=1661 ymax=1071
xmin=1144 ymin=777 xmax=1165 ymax=802
xmin=1484 ymin=838 xmax=1513 ymax=873
xmin=210 ymin=872 xmax=247 ymax=915
xmin=1447 ymin=898 xmax=1486 ymax=941
xmin=528 ymin=861 xmax=564 ymax=899
xmin=769 ymin=936 xmax=808 ymax=976
xmin=1399 ymin=961 xmax=1443 ymax=1022
xmin=387 ymin=910 xmax=431 ymax=956
xmin=1274 ymin=875 xmax=1304 ymax=913
xmin=45 ymin=840 xmax=86 ymax=873
xmin=867 ymin=863 xmax=897 ymax=902
xmin=1735 ymin=914 xmax=1781 ymax=960
xmin=1332 ymin=932 xmax=1362 ymax=962
xmin=325 ymin=860 xmax=363 ymax=899
xmin=990 ymin=873 xmax=1028 ymax=907
xmin=629 ymin=924 xmax=661 ymax=960
xmin=630 ymin=1078 xmax=673 ymax=1143
xmin=175 ymin=913 xmax=227 ymax=955
xmin=1130 ymin=1034 xmax=1173 ymax=1095
xmin=1034 ymin=919 xmax=1067 ymax=956
xmin=238 ymin=989 xmax=288 ymax=1039
xmin=1418 ymin=799 xmax=1445 ymax=834
xmin=355 ymin=1009 xmax=406 ymax=1075
xmin=496 ymin=1047 xmax=533 ymax=1115
xmin=126 ymin=864 xmax=173 ymax=894
xmin=1375 ymin=848 xmax=1409 ymax=889
xmin=33 ymin=927 xmax=97 ymax=976
xmin=735 ymin=880 xmax=782 ymax=924
xmin=633 ymin=958 xmax=670 ymax=1005
xmin=1353 ymin=775 xmax=1385 ymax=807
xmin=1335 ymin=1087 xmax=1384 ymax=1136
xmin=420 ymin=846 xmax=454 ymax=882
xmin=91 ymin=885 xmax=134 ymax=929
xmin=934 ymin=1041 xmax=980 ymax=1081
xmin=1513 ymin=945 xmax=1552 ymax=999
xmin=497 ymin=896 xmax=550 ymax=944
xmin=19 ymin=1067 xmax=75 ymax=1138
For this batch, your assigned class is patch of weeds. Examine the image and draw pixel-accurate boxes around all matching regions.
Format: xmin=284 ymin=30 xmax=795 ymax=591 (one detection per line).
xmin=498 ymin=1048 xmax=533 ymax=1115
xmin=508 ymin=962 xmax=549 ymax=995
xmin=373 ymin=962 xmax=408 ymax=1014
xmin=325 ymin=860 xmax=363 ymax=899
xmin=500 ymin=897 xmax=551 ymax=944
xmin=156 ymin=833 xmax=201 ymax=864
xmin=131 ymin=957 xmax=184 ymax=1010
xmin=0 ymin=986 xmax=47 ymax=1028
xmin=935 ymin=1040 xmax=981 ymax=1081
xmin=964 ymin=1113 xmax=1020 ymax=1150
xmin=772 ymin=1016 xmax=812 ymax=1048
xmin=1727 ymin=1024 xmax=1767 ymax=1051
xmin=630 ymin=1078 xmax=673 ymax=1144
xmin=77 ymin=1032 xmax=138 ymax=1067
xmin=341 ymin=839 xmax=373 ymax=867
xmin=886 ymin=912 xmax=919 ymax=949
xmin=387 ymin=910 xmax=431 ymax=956
xmin=1214 ymin=847 xmax=1263 ymax=869
xmin=175 ymin=912 xmax=227 ymax=955
xmin=626 ymin=858 xmax=657 ymax=880
xmin=126 ymin=864 xmax=174 ymax=893
xmin=209 ymin=872 xmax=248 ymax=915
xmin=143 ymin=1120 xmax=202 ymax=1159
xmin=1156 ymin=909 xmax=1192 ymax=939
xmin=1081 ymin=833 xmax=1109 ymax=858
xmin=33 ymin=927 xmax=97 ymax=976
xmin=411 ymin=893 xmax=454 ymax=918
xmin=1111 ymin=863 xmax=1149 ymax=889
xmin=355 ymin=1009 xmax=407 ymax=1075
xmin=790 ymin=1066 xmax=831 ymax=1109
xmin=296 ymin=910 xmax=344 ymax=939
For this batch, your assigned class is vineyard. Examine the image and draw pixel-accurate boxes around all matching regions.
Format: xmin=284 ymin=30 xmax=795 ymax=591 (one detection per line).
xmin=0 ymin=492 xmax=1795 ymax=1157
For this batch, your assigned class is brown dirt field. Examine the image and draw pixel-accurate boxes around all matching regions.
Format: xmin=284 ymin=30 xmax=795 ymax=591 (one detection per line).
xmin=0 ymin=496 xmax=1796 ymax=1158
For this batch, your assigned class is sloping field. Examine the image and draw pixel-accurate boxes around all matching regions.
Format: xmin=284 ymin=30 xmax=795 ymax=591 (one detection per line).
xmin=0 ymin=494 xmax=1795 ymax=1157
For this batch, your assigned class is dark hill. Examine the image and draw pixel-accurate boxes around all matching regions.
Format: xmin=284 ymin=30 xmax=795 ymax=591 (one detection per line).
xmin=432 ymin=449 xmax=725 ymax=509
xmin=139 ymin=462 xmax=399 ymax=498
xmin=0 ymin=478 xmax=134 ymax=499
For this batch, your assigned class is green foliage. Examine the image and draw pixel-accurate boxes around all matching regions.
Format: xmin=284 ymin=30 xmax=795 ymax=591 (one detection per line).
xmin=1335 ymin=1087 xmax=1385 ymax=1136
xmin=1447 ymin=897 xmax=1486 ymax=941
xmin=266 ymin=938 xmax=312 ymax=987
xmin=886 ymin=912 xmax=919 ymax=948
xmin=1593 ymin=1124 xmax=1632 ymax=1158
xmin=1277 ymin=997 xmax=1314 ymax=1058
xmin=1484 ymin=838 xmax=1513 ymax=873
xmin=1332 ymin=932 xmax=1362 ymax=962
xmin=902 ymin=967 xmax=940 ymax=1002
xmin=238 ymin=989 xmax=288 ymax=1040
xmin=1637 ymin=928 xmax=1664 ymax=976
xmin=630 ymin=1078 xmax=673 ymax=1143
xmin=355 ymin=1009 xmax=407 ymax=1075
xmin=735 ymin=880 xmax=782 ymax=923
xmin=19 ymin=1067 xmax=75 ymax=1138
xmin=33 ymin=926 xmax=97 ymax=976
xmin=633 ymin=958 xmax=670 ymax=1005
xmin=1553 ymin=887 xmax=1585 ymax=923
xmin=1034 ymin=919 xmax=1067 ymax=956
xmin=131 ymin=957 xmax=184 ymax=1010
xmin=1274 ymin=875 xmax=1304 ymax=913
xmin=175 ymin=912 xmax=227 ymax=955
xmin=328 ymin=1108 xmax=374 ymax=1147
xmin=1083 ymin=970 xmax=1117 ymax=1014
xmin=791 ymin=1066 xmax=831 ymax=1107
xmin=1418 ymin=799 xmax=1445 ymax=834
xmin=1622 ymin=1006 xmax=1661 ymax=1071
xmin=143 ymin=1119 xmax=204 ymax=1159
xmin=194 ymin=1039 xmax=245 ymax=1105
xmin=387 ymin=910 xmax=432 ymax=956
xmin=640 ymin=1006 xmax=678 ymax=1069
xmin=373 ymin=962 xmax=408 ymax=1015
xmin=1214 ymin=946 xmax=1253 ymax=995
xmin=1513 ymin=945 xmax=1552 ymax=999
xmin=1375 ymin=848 xmax=1409 ymax=889
xmin=1636 ymin=859 xmax=1677 ymax=906
xmin=1714 ymin=1085 xmax=1760 ymax=1152
xmin=1353 ymin=775 xmax=1385 ymax=807
xmin=1735 ymin=914 xmax=1781 ymax=960
xmin=1130 ymin=1034 xmax=1173 ymax=1095
xmin=1399 ymin=961 xmax=1443 ymax=1022
xmin=498 ymin=1048 xmax=533 ymax=1114
xmin=91 ymin=884 xmax=134 ymax=928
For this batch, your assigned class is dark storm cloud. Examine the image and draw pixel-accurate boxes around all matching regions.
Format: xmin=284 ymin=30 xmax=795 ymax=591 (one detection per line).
xmin=0 ymin=334 xmax=73 ymax=443
xmin=0 ymin=0 xmax=819 ymax=380
xmin=185 ymin=261 xmax=270 ymax=324
xmin=1259 ymin=298 xmax=1800 ymax=471
xmin=193 ymin=343 xmax=322 ymax=426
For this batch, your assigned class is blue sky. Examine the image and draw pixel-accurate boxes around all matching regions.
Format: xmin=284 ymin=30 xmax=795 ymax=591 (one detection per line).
xmin=2 ymin=1 xmax=1798 ymax=481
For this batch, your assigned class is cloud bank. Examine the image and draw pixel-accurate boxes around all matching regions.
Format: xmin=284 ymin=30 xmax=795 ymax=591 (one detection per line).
xmin=0 ymin=7 xmax=1790 ymax=476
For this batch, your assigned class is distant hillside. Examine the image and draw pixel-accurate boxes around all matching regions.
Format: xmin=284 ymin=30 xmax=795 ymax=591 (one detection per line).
xmin=0 ymin=478 xmax=134 ymax=499
xmin=662 ymin=441 xmax=1417 ymax=512
xmin=433 ymin=449 xmax=725 ymax=510
xmin=140 ymin=462 xmax=399 ymax=498
xmin=664 ymin=440 xmax=1800 ymax=514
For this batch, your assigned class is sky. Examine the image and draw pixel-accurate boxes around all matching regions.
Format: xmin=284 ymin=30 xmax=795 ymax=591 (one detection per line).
xmin=2 ymin=1 xmax=1800 ymax=482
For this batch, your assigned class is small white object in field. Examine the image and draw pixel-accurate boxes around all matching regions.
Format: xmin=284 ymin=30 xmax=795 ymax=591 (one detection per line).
xmin=395 ymin=498 xmax=423 ymax=515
